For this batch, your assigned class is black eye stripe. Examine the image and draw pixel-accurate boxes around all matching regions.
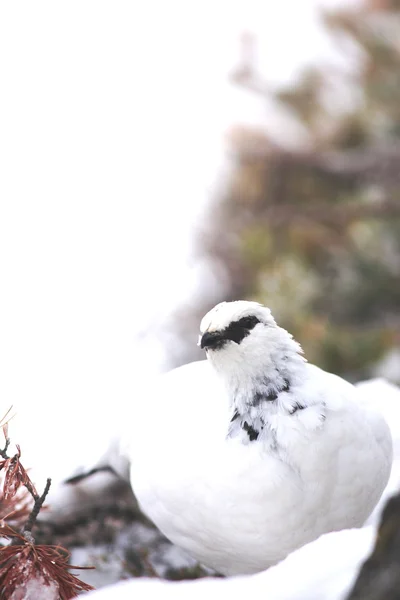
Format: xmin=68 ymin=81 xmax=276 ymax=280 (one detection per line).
xmin=200 ymin=315 xmax=262 ymax=350
xmin=236 ymin=316 xmax=260 ymax=330
xmin=223 ymin=315 xmax=261 ymax=344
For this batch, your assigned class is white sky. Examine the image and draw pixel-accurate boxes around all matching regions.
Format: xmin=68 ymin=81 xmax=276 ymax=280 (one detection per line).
xmin=0 ymin=0 xmax=355 ymax=482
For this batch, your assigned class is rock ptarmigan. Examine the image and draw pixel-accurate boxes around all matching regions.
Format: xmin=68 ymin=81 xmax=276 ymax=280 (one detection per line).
xmin=129 ymin=301 xmax=392 ymax=575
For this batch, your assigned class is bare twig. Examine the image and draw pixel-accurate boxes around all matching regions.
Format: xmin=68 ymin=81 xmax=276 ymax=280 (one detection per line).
xmin=0 ymin=438 xmax=52 ymax=541
xmin=22 ymin=478 xmax=51 ymax=539
xmin=0 ymin=412 xmax=12 ymax=460
xmin=0 ymin=438 xmax=10 ymax=461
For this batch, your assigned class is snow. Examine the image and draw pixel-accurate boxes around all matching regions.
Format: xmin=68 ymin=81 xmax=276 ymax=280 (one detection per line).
xmin=70 ymin=519 xmax=203 ymax=589
xmin=83 ymin=527 xmax=375 ymax=600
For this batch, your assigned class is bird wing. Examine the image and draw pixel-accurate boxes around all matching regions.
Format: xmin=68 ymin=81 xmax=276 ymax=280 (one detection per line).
xmin=355 ymin=378 xmax=400 ymax=456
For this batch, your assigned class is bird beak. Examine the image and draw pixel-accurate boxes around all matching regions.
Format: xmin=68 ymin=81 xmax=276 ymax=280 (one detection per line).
xmin=199 ymin=331 xmax=225 ymax=350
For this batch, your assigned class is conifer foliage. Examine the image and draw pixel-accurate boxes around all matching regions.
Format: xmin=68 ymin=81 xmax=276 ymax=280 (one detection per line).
xmin=0 ymin=414 xmax=94 ymax=599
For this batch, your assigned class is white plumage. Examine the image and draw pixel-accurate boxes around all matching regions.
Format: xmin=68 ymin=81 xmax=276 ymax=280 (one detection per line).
xmin=355 ymin=378 xmax=400 ymax=525
xmin=129 ymin=301 xmax=392 ymax=575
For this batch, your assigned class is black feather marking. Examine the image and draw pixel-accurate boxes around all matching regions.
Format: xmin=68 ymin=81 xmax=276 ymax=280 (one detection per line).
xmin=251 ymin=377 xmax=290 ymax=406
xmin=231 ymin=410 xmax=240 ymax=422
xmin=252 ymin=391 xmax=266 ymax=406
xmin=266 ymin=389 xmax=278 ymax=401
xmin=242 ymin=421 xmax=259 ymax=441
xmin=289 ymin=402 xmax=306 ymax=415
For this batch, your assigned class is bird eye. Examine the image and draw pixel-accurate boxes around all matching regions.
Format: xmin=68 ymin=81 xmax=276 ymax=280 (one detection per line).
xmin=237 ymin=316 xmax=260 ymax=330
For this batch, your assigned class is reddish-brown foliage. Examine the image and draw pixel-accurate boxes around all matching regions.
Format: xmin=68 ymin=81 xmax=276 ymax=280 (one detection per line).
xmin=0 ymin=525 xmax=94 ymax=599
xmin=0 ymin=448 xmax=37 ymax=502
xmin=0 ymin=423 xmax=96 ymax=599
xmin=0 ymin=481 xmax=33 ymax=528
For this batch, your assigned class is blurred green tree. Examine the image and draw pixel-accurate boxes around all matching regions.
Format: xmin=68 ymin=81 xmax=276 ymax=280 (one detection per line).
xmin=178 ymin=0 xmax=400 ymax=380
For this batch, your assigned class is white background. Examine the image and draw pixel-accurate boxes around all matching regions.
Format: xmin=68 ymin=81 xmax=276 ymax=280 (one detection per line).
xmin=0 ymin=0 xmax=353 ymax=481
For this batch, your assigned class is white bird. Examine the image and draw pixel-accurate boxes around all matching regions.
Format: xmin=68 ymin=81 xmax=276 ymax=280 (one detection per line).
xmin=355 ymin=378 xmax=400 ymax=525
xmin=127 ymin=300 xmax=393 ymax=575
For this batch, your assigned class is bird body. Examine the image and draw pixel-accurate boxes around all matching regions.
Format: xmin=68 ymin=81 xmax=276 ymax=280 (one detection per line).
xmin=129 ymin=301 xmax=392 ymax=575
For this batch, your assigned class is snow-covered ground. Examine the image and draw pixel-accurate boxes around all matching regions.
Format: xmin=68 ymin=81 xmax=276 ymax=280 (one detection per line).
xmin=84 ymin=526 xmax=375 ymax=600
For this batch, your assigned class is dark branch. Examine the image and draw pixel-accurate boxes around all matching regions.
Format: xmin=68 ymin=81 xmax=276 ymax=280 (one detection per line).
xmin=22 ymin=478 xmax=52 ymax=539
xmin=0 ymin=437 xmax=10 ymax=460
xmin=65 ymin=464 xmax=118 ymax=485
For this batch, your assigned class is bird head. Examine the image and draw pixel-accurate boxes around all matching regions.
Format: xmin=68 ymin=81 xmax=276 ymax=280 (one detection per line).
xmin=198 ymin=300 xmax=302 ymax=376
xmin=199 ymin=300 xmax=306 ymax=417
xmin=199 ymin=301 xmax=274 ymax=349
